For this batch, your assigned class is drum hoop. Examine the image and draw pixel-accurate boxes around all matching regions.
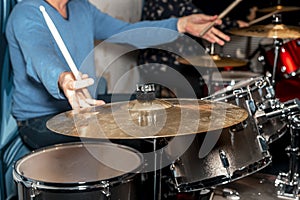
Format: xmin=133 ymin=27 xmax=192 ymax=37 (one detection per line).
xmin=13 ymin=142 xmax=143 ymax=191
xmin=13 ymin=170 xmax=137 ymax=191
xmin=204 ymin=77 xmax=265 ymax=101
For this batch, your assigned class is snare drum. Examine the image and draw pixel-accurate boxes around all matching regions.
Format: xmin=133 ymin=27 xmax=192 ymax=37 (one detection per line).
xmin=265 ymin=38 xmax=300 ymax=79
xmin=13 ymin=142 xmax=143 ymax=200
xmin=202 ymin=71 xmax=261 ymax=94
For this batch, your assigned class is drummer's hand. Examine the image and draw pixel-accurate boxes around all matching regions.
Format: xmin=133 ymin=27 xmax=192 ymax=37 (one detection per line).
xmin=237 ymin=20 xmax=249 ymax=28
xmin=58 ymin=72 xmax=105 ymax=109
xmin=177 ymin=14 xmax=230 ymax=46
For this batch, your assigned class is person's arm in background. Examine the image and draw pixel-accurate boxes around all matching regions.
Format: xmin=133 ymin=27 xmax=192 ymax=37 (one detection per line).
xmin=192 ymin=0 xmax=251 ymax=31
xmin=88 ymin=0 xmax=229 ymax=47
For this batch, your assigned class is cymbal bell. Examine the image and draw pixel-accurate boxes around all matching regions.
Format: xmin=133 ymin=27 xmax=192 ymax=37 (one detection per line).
xmin=46 ymin=99 xmax=248 ymax=139
xmin=258 ymin=5 xmax=300 ymax=13
xmin=177 ymin=54 xmax=248 ymax=68
xmin=229 ymin=24 xmax=300 ymax=39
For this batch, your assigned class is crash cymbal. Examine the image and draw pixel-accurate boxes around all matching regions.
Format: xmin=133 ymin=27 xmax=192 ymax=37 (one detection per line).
xmin=229 ymin=24 xmax=300 ymax=39
xmin=177 ymin=54 xmax=248 ymax=68
xmin=258 ymin=5 xmax=300 ymax=13
xmin=46 ymin=98 xmax=248 ymax=139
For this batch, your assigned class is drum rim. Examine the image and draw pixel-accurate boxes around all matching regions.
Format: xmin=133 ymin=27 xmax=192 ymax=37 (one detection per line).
xmin=202 ymin=71 xmax=262 ymax=83
xmin=172 ymin=155 xmax=272 ymax=193
xmin=204 ymin=76 xmax=266 ymax=100
xmin=13 ymin=142 xmax=144 ymax=191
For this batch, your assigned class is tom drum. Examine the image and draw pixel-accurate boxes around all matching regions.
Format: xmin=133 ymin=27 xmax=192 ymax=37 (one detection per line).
xmin=13 ymin=142 xmax=143 ymax=200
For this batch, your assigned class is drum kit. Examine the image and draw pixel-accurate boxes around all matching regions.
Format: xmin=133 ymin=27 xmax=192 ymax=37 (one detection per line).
xmin=12 ymin=4 xmax=300 ymax=200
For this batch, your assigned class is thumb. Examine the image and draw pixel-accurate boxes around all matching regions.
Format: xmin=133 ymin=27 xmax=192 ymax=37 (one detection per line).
xmin=193 ymin=14 xmax=218 ymax=23
xmin=73 ymin=78 xmax=95 ymax=90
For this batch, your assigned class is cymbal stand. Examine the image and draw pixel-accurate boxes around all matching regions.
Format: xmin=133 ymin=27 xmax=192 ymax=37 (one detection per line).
xmin=277 ymin=0 xmax=281 ymax=5
xmin=271 ymin=38 xmax=283 ymax=85
xmin=271 ymin=13 xmax=283 ymax=85
xmin=275 ymin=113 xmax=300 ymax=200
xmin=256 ymin=99 xmax=300 ymax=199
xmin=152 ymin=138 xmax=163 ymax=200
xmin=135 ymin=84 xmax=164 ymax=200
xmin=206 ymin=43 xmax=219 ymax=94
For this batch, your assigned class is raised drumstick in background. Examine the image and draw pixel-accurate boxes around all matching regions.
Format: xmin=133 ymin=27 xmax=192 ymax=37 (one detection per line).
xmin=199 ymin=0 xmax=243 ymax=37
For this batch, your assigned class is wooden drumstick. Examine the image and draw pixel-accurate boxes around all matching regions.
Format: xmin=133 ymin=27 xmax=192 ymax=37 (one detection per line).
xmin=39 ymin=6 xmax=92 ymax=99
xmin=248 ymin=10 xmax=279 ymax=26
xmin=199 ymin=0 xmax=243 ymax=37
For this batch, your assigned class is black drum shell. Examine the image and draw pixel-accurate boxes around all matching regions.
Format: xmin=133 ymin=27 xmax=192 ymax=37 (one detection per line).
xmin=13 ymin=142 xmax=143 ymax=200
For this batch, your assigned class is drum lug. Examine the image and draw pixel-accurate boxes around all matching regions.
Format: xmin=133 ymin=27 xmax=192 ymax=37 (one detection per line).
xmin=170 ymin=159 xmax=184 ymax=178
xmin=29 ymin=187 xmax=40 ymax=200
xmin=264 ymin=73 xmax=275 ymax=99
xmin=219 ymin=150 xmax=231 ymax=178
xmin=245 ymin=85 xmax=257 ymax=116
xmin=100 ymin=181 xmax=111 ymax=198
xmin=257 ymin=135 xmax=268 ymax=153
xmin=170 ymin=161 xmax=185 ymax=191
xmin=246 ymin=99 xmax=257 ymax=116
xmin=265 ymin=86 xmax=275 ymax=99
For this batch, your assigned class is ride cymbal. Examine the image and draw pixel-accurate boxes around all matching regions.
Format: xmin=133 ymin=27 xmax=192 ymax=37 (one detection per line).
xmin=258 ymin=5 xmax=300 ymax=13
xmin=229 ymin=24 xmax=300 ymax=39
xmin=177 ymin=54 xmax=248 ymax=68
xmin=46 ymin=99 xmax=248 ymax=139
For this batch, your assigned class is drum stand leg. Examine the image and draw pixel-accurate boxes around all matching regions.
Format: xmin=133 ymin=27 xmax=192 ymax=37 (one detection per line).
xmin=275 ymin=114 xmax=300 ymax=200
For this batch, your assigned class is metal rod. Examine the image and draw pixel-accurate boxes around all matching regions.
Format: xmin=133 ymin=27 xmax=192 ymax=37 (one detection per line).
xmin=271 ymin=39 xmax=283 ymax=85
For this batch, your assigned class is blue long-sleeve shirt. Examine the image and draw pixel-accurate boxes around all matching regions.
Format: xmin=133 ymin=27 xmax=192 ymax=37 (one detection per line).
xmin=6 ymin=0 xmax=180 ymax=121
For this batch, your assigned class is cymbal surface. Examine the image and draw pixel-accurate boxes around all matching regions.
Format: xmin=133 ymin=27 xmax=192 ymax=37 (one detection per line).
xmin=47 ymin=99 xmax=248 ymax=139
xmin=177 ymin=55 xmax=248 ymax=68
xmin=258 ymin=5 xmax=300 ymax=13
xmin=229 ymin=24 xmax=300 ymax=39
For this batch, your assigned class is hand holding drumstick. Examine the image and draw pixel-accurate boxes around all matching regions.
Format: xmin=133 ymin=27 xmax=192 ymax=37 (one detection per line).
xmin=197 ymin=0 xmax=243 ymax=37
xmin=58 ymin=72 xmax=105 ymax=109
xmin=40 ymin=6 xmax=105 ymax=109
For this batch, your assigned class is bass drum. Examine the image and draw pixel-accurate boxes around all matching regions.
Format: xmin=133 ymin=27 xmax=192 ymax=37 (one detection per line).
xmin=13 ymin=142 xmax=143 ymax=200
xmin=264 ymin=38 xmax=300 ymax=79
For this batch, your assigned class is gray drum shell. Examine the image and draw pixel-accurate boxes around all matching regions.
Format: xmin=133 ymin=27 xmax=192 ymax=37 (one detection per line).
xmin=171 ymin=77 xmax=277 ymax=192
xmin=171 ymin=116 xmax=272 ymax=192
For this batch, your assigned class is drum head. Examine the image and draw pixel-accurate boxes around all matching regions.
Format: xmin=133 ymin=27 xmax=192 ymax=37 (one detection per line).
xmin=14 ymin=142 xmax=143 ymax=185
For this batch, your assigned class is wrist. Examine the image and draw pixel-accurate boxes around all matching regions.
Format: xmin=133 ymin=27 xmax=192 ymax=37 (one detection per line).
xmin=58 ymin=71 xmax=71 ymax=90
xmin=177 ymin=17 xmax=187 ymax=33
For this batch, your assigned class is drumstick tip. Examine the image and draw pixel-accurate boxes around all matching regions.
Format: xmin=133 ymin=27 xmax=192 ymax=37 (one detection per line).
xmin=39 ymin=5 xmax=45 ymax=12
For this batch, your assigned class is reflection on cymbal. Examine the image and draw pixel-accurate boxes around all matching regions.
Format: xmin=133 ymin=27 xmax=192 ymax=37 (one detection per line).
xmin=177 ymin=55 xmax=248 ymax=68
xmin=46 ymin=99 xmax=248 ymax=139
xmin=229 ymin=24 xmax=300 ymax=39
xmin=258 ymin=5 xmax=300 ymax=13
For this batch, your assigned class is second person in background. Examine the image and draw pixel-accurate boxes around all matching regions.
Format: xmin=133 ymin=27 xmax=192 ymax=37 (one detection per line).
xmin=138 ymin=0 xmax=249 ymax=99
